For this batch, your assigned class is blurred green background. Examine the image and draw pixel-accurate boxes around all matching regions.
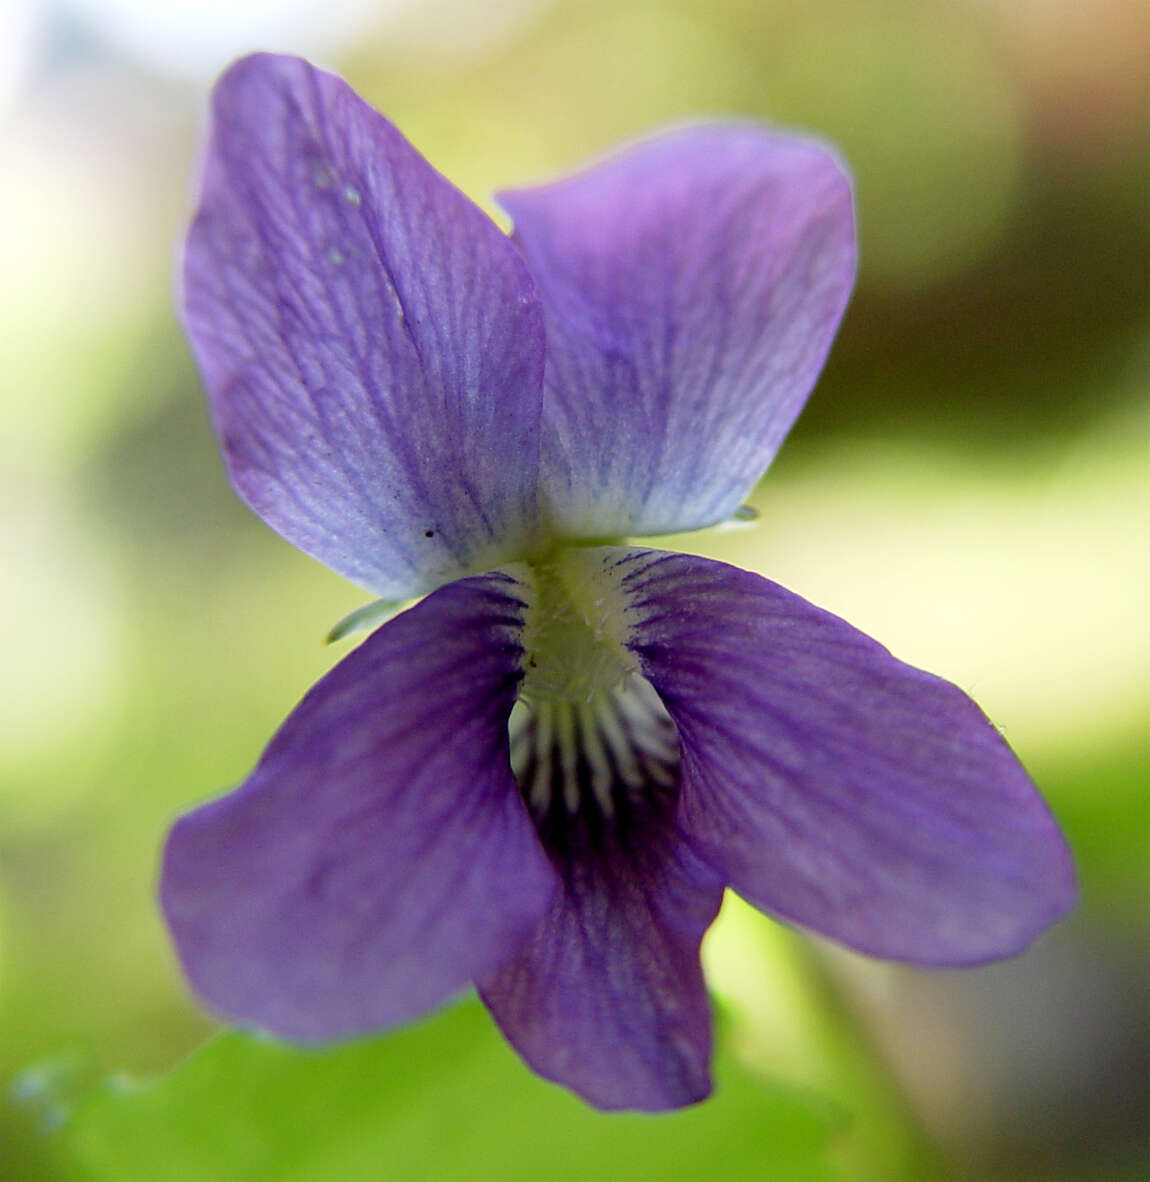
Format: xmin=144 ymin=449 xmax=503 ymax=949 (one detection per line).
xmin=1 ymin=0 xmax=1147 ymax=1178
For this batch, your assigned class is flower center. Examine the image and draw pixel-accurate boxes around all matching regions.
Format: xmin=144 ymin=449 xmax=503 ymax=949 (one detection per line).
xmin=516 ymin=548 xmax=636 ymax=705
xmin=509 ymin=549 xmax=681 ymax=841
xmin=509 ymin=680 xmax=679 ymax=829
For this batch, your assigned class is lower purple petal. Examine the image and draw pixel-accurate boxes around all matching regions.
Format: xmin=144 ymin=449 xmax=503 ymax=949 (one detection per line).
xmin=479 ymin=691 xmax=723 ymax=1111
xmin=610 ymin=548 xmax=1076 ymax=965
xmin=161 ymin=572 xmax=557 ymax=1042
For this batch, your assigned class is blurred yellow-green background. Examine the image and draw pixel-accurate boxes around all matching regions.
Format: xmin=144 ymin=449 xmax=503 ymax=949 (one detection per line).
xmin=1 ymin=0 xmax=1147 ymax=1178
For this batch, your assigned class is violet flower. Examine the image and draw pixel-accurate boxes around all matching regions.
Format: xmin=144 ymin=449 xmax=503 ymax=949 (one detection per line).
xmin=162 ymin=53 xmax=1075 ymax=1112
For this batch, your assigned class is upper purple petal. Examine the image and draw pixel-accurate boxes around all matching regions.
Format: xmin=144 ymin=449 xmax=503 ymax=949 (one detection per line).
xmin=184 ymin=54 xmax=546 ymax=598
xmin=160 ymin=570 xmax=558 ymax=1042
xmin=608 ymin=549 xmax=1076 ymax=965
xmin=499 ymin=125 xmax=856 ymax=539
xmin=480 ymin=685 xmax=723 ymax=1111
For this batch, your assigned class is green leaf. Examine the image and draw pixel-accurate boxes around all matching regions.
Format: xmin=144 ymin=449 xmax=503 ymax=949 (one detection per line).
xmin=56 ymin=1000 xmax=842 ymax=1182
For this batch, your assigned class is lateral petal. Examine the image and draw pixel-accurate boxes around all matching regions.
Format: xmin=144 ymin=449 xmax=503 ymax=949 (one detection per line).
xmin=161 ymin=571 xmax=557 ymax=1042
xmin=184 ymin=54 xmax=545 ymax=598
xmin=609 ymin=549 xmax=1076 ymax=964
xmin=499 ymin=125 xmax=855 ymax=538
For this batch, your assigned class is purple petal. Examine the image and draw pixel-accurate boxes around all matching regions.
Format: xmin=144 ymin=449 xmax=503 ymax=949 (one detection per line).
xmin=479 ymin=824 xmax=722 ymax=1112
xmin=184 ymin=54 xmax=545 ymax=598
xmin=609 ymin=549 xmax=1076 ymax=964
xmin=161 ymin=571 xmax=557 ymax=1042
xmin=480 ymin=685 xmax=723 ymax=1112
xmin=499 ymin=125 xmax=856 ymax=538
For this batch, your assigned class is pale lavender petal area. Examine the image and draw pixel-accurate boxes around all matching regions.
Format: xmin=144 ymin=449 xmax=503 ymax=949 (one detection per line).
xmin=184 ymin=54 xmax=546 ymax=599
xmin=608 ymin=549 xmax=1077 ymax=964
xmin=498 ymin=126 xmax=856 ymax=539
xmin=479 ymin=768 xmax=723 ymax=1111
xmin=161 ymin=571 xmax=558 ymax=1042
